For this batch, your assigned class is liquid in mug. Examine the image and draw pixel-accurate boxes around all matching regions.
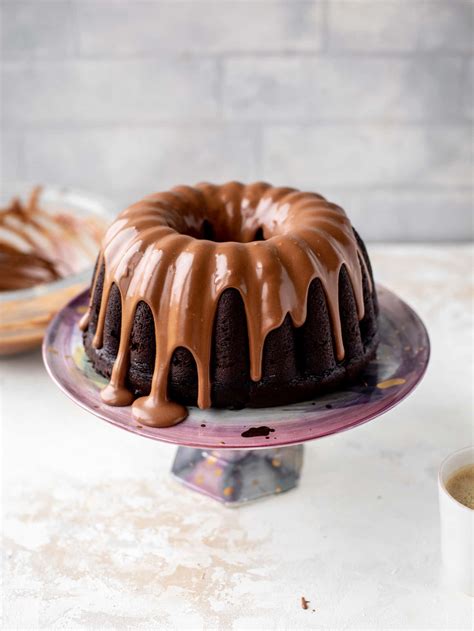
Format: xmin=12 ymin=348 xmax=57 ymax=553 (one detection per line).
xmin=445 ymin=464 xmax=474 ymax=509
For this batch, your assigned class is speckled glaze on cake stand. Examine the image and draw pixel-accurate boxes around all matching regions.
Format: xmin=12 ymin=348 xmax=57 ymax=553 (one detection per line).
xmin=43 ymin=286 xmax=429 ymax=505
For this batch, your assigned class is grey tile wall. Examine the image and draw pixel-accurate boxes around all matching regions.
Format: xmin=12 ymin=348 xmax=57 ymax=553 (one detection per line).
xmin=223 ymin=57 xmax=464 ymax=121
xmin=76 ymin=2 xmax=325 ymax=55
xmin=262 ymin=124 xmax=472 ymax=187
xmin=1 ymin=0 xmax=472 ymax=241
xmin=328 ymin=1 xmax=473 ymax=52
xmin=22 ymin=125 xmax=260 ymax=203
xmin=3 ymin=59 xmax=220 ymax=123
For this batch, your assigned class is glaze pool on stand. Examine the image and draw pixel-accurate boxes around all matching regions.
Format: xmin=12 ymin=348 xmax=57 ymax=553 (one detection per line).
xmin=43 ymin=285 xmax=429 ymax=505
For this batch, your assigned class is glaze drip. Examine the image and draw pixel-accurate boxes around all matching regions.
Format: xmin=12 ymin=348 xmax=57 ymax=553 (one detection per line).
xmin=80 ymin=182 xmax=369 ymax=427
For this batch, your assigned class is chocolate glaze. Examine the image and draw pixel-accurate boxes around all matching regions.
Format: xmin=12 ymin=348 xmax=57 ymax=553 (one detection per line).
xmin=0 ymin=187 xmax=103 ymax=291
xmin=241 ymin=426 xmax=275 ymax=438
xmin=0 ymin=244 xmax=60 ymax=290
xmin=0 ymin=189 xmax=62 ymax=290
xmin=80 ymin=182 xmax=370 ymax=428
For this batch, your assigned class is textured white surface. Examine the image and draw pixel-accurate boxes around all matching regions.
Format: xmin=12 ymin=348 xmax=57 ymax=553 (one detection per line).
xmin=1 ymin=244 xmax=473 ymax=630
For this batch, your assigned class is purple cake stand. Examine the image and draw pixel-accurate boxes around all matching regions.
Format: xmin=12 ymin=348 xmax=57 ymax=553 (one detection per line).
xmin=43 ymin=286 xmax=429 ymax=505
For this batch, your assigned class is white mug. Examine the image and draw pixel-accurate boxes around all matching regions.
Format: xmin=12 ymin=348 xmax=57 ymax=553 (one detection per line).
xmin=438 ymin=446 xmax=473 ymax=596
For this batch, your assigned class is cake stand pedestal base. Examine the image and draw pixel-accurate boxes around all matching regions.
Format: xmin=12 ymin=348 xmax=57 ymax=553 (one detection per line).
xmin=171 ymin=445 xmax=304 ymax=505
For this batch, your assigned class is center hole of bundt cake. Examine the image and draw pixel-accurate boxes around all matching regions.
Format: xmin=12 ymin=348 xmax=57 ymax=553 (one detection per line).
xmin=197 ymin=220 xmax=266 ymax=243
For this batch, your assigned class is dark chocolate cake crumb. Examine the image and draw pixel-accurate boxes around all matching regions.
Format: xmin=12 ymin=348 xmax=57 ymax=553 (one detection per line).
xmin=301 ymin=597 xmax=310 ymax=610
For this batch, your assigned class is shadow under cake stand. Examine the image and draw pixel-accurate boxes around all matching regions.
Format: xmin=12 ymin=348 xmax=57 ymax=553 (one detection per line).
xmin=43 ymin=286 xmax=429 ymax=505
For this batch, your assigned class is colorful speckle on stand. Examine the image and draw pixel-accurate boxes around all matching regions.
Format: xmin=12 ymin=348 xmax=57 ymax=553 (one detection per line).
xmin=377 ymin=378 xmax=407 ymax=389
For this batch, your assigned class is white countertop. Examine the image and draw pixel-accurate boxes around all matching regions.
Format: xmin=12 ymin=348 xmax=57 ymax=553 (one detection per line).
xmin=2 ymin=244 xmax=473 ymax=630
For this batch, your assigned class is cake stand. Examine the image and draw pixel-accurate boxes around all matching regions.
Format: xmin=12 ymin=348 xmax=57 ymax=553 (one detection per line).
xmin=43 ymin=286 xmax=429 ymax=505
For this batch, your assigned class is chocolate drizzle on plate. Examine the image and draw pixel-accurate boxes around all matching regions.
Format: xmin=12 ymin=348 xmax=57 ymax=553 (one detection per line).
xmin=0 ymin=187 xmax=103 ymax=291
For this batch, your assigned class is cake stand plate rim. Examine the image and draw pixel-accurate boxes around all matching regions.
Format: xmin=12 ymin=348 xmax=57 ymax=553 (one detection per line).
xmin=42 ymin=285 xmax=430 ymax=450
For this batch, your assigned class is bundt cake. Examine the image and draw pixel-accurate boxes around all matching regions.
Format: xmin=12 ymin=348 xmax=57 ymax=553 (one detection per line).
xmin=80 ymin=182 xmax=379 ymax=427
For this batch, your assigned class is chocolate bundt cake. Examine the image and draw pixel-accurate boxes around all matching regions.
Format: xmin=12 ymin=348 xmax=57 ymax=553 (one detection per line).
xmin=80 ymin=182 xmax=378 ymax=427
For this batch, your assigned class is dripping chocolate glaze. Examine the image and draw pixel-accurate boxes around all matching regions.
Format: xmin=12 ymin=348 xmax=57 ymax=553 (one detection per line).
xmin=80 ymin=182 xmax=370 ymax=428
